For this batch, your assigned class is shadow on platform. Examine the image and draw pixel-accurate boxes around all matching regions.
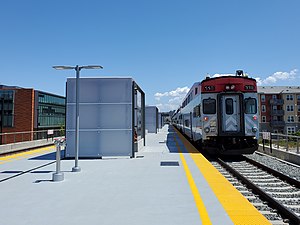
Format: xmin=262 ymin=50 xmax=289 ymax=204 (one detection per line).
xmin=29 ymin=150 xmax=65 ymax=160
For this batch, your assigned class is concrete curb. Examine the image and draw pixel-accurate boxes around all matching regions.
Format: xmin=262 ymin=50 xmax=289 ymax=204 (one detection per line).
xmin=0 ymin=139 xmax=55 ymax=155
xmin=258 ymin=144 xmax=300 ymax=166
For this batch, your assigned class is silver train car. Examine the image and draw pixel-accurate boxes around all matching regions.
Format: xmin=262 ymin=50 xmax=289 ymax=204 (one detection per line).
xmin=172 ymin=71 xmax=259 ymax=155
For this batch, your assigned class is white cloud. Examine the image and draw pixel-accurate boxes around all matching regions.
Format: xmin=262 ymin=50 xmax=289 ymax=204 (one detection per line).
xmin=154 ymin=86 xmax=190 ymax=111
xmin=255 ymin=77 xmax=262 ymax=86
xmin=168 ymin=96 xmax=181 ymax=103
xmin=255 ymin=69 xmax=298 ymax=85
xmin=154 ymin=87 xmax=189 ymax=100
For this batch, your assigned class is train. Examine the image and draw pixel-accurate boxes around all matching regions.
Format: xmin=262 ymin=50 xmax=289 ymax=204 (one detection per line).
xmin=172 ymin=70 xmax=259 ymax=155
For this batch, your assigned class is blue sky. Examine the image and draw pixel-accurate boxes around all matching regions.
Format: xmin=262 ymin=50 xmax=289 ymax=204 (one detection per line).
xmin=1 ymin=0 xmax=299 ymax=111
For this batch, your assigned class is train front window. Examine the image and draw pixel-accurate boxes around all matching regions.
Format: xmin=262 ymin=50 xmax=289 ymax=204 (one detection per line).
xmin=203 ymin=98 xmax=216 ymax=114
xmin=225 ymin=98 xmax=233 ymax=115
xmin=244 ymin=98 xmax=257 ymax=114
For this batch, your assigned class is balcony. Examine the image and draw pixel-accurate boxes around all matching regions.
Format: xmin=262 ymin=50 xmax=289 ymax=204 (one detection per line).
xmin=270 ymin=121 xmax=285 ymax=127
xmin=270 ymin=109 xmax=284 ymax=116
xmin=269 ymin=99 xmax=284 ymax=105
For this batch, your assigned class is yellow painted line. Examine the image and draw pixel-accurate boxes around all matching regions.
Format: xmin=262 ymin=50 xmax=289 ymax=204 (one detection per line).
xmin=0 ymin=145 xmax=55 ymax=164
xmin=173 ymin=135 xmax=212 ymax=225
xmin=174 ymin=128 xmax=272 ymax=225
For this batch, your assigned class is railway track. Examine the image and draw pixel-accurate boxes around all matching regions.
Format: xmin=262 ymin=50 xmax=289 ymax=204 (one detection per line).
xmin=212 ymin=156 xmax=300 ymax=225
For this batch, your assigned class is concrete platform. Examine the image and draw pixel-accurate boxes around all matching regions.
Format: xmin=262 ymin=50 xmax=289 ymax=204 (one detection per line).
xmin=0 ymin=125 xmax=270 ymax=225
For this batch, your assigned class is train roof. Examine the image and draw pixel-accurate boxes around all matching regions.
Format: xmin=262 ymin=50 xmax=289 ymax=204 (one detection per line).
xmin=183 ymin=82 xmax=200 ymax=97
xmin=180 ymin=82 xmax=201 ymax=108
xmin=201 ymin=75 xmax=257 ymax=93
xmin=201 ymin=75 xmax=256 ymax=84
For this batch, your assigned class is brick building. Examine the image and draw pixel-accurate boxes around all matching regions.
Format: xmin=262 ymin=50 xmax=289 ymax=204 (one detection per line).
xmin=258 ymin=86 xmax=300 ymax=134
xmin=0 ymin=85 xmax=65 ymax=144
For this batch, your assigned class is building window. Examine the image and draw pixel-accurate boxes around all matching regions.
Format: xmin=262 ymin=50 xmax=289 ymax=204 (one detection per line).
xmin=287 ymin=105 xmax=294 ymax=111
xmin=298 ymin=116 xmax=300 ymax=122
xmin=298 ymin=105 xmax=300 ymax=112
xmin=195 ymin=88 xmax=198 ymax=95
xmin=261 ymin=105 xmax=266 ymax=112
xmin=262 ymin=116 xmax=266 ymax=123
xmin=287 ymin=116 xmax=294 ymax=122
xmin=38 ymin=92 xmax=65 ymax=128
xmin=287 ymin=126 xmax=295 ymax=134
xmin=261 ymin=95 xmax=265 ymax=102
xmin=0 ymin=90 xmax=14 ymax=128
xmin=297 ymin=95 xmax=300 ymax=101
xmin=272 ymin=95 xmax=277 ymax=99
xmin=286 ymin=94 xmax=294 ymax=101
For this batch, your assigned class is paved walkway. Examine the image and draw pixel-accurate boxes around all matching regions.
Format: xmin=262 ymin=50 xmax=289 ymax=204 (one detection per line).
xmin=0 ymin=125 xmax=269 ymax=225
xmin=0 ymin=126 xmax=202 ymax=225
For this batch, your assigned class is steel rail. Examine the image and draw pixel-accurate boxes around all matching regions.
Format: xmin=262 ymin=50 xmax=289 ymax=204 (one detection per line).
xmin=244 ymin=156 xmax=300 ymax=189
xmin=217 ymin=158 xmax=300 ymax=225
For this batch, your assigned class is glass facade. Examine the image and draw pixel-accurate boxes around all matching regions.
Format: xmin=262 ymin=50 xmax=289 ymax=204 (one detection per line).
xmin=37 ymin=92 xmax=65 ymax=128
xmin=0 ymin=90 xmax=14 ymax=128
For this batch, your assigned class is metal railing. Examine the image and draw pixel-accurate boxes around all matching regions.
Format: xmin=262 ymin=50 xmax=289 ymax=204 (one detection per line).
xmin=259 ymin=132 xmax=300 ymax=154
xmin=269 ymin=99 xmax=284 ymax=105
xmin=0 ymin=129 xmax=65 ymax=145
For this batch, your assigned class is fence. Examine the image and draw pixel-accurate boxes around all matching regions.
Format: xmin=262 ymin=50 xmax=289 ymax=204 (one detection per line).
xmin=259 ymin=132 xmax=300 ymax=154
xmin=0 ymin=129 xmax=65 ymax=145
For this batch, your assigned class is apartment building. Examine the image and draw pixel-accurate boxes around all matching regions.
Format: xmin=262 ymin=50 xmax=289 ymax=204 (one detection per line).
xmin=258 ymin=86 xmax=300 ymax=134
xmin=0 ymin=85 xmax=65 ymax=144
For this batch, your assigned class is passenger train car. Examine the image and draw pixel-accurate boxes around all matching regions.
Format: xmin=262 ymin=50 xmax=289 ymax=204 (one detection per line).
xmin=172 ymin=70 xmax=259 ymax=155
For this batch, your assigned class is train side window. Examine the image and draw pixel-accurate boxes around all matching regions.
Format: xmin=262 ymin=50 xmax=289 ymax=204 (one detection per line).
xmin=193 ymin=104 xmax=201 ymax=117
xmin=244 ymin=98 xmax=257 ymax=114
xmin=225 ymin=98 xmax=233 ymax=115
xmin=203 ymin=98 xmax=216 ymax=114
xmin=185 ymin=119 xmax=189 ymax=127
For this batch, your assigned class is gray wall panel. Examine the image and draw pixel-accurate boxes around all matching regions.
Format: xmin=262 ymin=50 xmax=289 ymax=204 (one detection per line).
xmin=66 ymin=77 xmax=139 ymax=158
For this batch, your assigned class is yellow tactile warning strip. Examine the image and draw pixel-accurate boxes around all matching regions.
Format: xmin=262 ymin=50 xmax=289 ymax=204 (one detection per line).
xmin=174 ymin=135 xmax=213 ymax=225
xmin=0 ymin=146 xmax=55 ymax=164
xmin=174 ymin=129 xmax=272 ymax=225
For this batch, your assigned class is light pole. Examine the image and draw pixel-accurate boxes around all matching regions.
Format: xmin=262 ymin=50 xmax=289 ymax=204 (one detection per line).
xmin=53 ymin=65 xmax=103 ymax=172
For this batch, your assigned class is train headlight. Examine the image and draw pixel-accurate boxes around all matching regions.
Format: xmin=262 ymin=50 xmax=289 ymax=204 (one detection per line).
xmin=225 ymin=84 xmax=235 ymax=90
xmin=252 ymin=127 xmax=258 ymax=133
xmin=204 ymin=127 xmax=210 ymax=133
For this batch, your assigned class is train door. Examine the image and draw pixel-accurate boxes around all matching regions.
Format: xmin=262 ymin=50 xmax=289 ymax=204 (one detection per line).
xmin=219 ymin=94 xmax=242 ymax=134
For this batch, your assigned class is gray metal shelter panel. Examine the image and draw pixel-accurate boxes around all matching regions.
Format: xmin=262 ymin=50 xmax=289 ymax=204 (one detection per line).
xmin=66 ymin=77 xmax=135 ymax=158
xmin=66 ymin=104 xmax=132 ymax=130
xmin=99 ymin=130 xmax=132 ymax=156
xmin=158 ymin=113 xmax=162 ymax=129
xmin=65 ymin=130 xmax=132 ymax=157
xmin=67 ymin=78 xmax=132 ymax=104
xmin=66 ymin=131 xmax=101 ymax=157
xmin=145 ymin=106 xmax=158 ymax=133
